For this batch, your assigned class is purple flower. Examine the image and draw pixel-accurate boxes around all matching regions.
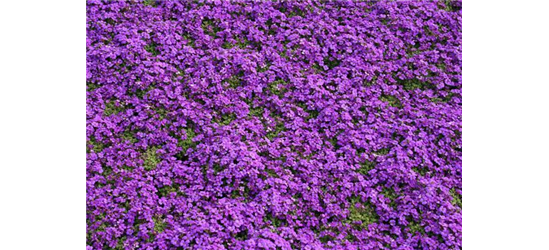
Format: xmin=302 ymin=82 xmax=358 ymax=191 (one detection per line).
xmin=87 ymin=0 xmax=462 ymax=249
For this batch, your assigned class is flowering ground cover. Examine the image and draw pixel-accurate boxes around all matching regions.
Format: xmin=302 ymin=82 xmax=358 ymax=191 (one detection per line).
xmin=87 ymin=0 xmax=461 ymax=249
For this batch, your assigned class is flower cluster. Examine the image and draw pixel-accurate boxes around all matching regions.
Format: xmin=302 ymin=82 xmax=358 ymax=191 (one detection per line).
xmin=87 ymin=0 xmax=461 ymax=249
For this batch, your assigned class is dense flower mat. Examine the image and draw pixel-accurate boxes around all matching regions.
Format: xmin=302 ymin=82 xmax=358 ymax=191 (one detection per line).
xmin=86 ymin=0 xmax=462 ymax=249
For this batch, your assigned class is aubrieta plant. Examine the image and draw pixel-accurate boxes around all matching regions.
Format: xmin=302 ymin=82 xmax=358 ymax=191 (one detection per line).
xmin=87 ymin=0 xmax=462 ymax=249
